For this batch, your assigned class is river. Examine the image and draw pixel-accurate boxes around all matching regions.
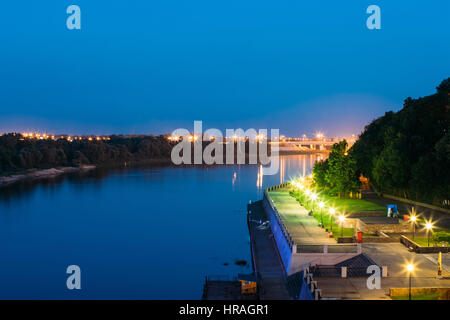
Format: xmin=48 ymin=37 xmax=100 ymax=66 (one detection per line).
xmin=0 ymin=154 xmax=325 ymax=299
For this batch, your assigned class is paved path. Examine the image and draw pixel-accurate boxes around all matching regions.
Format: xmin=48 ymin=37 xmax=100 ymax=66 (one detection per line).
xmin=248 ymin=201 xmax=291 ymax=300
xmin=316 ymin=243 xmax=450 ymax=299
xmin=367 ymin=195 xmax=450 ymax=229
xmin=267 ymin=190 xmax=336 ymax=245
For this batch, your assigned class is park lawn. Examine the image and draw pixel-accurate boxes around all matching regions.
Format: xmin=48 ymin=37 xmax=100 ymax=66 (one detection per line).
xmin=391 ymin=292 xmax=442 ymax=300
xmin=411 ymin=237 xmax=449 ymax=248
xmin=332 ymin=227 xmax=354 ymax=240
xmin=318 ymin=193 xmax=385 ymax=213
xmin=312 ymin=211 xmax=354 ymax=240
xmin=290 ymin=190 xmax=384 ymax=213
xmin=412 ymin=237 xmax=432 ymax=247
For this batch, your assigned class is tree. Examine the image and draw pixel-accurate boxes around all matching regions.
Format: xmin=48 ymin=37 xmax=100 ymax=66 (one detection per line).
xmin=350 ymin=77 xmax=450 ymax=206
xmin=312 ymin=159 xmax=329 ymax=189
xmin=325 ymin=141 xmax=359 ymax=197
xmin=312 ymin=140 xmax=360 ymax=197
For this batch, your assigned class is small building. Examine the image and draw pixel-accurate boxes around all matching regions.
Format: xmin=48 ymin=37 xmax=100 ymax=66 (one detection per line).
xmin=238 ymin=274 xmax=257 ymax=295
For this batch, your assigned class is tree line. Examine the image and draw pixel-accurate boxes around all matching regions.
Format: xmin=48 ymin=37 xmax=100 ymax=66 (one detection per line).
xmin=313 ymin=78 xmax=449 ymax=207
xmin=0 ymin=134 xmax=269 ymax=175
xmin=0 ymin=134 xmax=175 ymax=174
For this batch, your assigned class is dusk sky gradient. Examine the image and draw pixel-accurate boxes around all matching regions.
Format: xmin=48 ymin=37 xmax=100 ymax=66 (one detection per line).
xmin=0 ymin=1 xmax=449 ymax=137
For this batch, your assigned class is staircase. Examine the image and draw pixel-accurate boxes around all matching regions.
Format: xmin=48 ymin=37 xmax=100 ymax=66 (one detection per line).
xmin=360 ymin=175 xmax=378 ymax=199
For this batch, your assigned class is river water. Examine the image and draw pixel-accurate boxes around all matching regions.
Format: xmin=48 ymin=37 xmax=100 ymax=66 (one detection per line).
xmin=0 ymin=154 xmax=325 ymax=299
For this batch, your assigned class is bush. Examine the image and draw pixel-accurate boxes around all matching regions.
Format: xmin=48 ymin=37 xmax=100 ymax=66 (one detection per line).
xmin=432 ymin=231 xmax=450 ymax=243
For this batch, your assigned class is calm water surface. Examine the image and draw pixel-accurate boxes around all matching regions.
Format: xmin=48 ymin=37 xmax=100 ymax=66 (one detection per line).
xmin=0 ymin=154 xmax=325 ymax=299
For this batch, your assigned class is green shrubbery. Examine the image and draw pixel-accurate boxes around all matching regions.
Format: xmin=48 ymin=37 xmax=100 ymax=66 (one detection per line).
xmin=312 ymin=140 xmax=360 ymax=198
xmin=432 ymin=231 xmax=450 ymax=243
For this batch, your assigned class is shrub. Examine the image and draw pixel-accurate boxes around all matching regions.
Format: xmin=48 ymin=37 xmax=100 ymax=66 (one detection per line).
xmin=432 ymin=231 xmax=450 ymax=243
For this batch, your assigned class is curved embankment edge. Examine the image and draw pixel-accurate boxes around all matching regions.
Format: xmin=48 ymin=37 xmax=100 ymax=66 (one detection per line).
xmin=0 ymin=165 xmax=96 ymax=187
xmin=262 ymin=183 xmax=294 ymax=274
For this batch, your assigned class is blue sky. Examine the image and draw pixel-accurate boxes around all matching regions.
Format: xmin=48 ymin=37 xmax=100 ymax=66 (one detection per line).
xmin=0 ymin=1 xmax=449 ymax=137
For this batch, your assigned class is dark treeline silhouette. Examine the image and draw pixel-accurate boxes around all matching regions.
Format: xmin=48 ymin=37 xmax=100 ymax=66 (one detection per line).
xmin=0 ymin=134 xmax=175 ymax=174
xmin=0 ymin=134 xmax=271 ymax=175
xmin=351 ymin=78 xmax=450 ymax=207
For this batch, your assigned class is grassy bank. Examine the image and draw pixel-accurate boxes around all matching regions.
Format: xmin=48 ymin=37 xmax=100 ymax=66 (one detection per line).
xmin=409 ymin=237 xmax=450 ymax=248
xmin=391 ymin=292 xmax=444 ymax=300
xmin=315 ymin=193 xmax=384 ymax=213
xmin=290 ymin=190 xmax=384 ymax=213
xmin=289 ymin=188 xmax=385 ymax=240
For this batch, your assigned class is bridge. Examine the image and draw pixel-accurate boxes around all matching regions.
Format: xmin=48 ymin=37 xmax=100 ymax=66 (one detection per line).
xmin=270 ymin=137 xmax=356 ymax=152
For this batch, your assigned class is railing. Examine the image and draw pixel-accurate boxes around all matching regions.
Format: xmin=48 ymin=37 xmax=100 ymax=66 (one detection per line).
xmin=327 ymin=245 xmax=360 ymax=254
xmin=265 ymin=182 xmax=290 ymax=192
xmin=400 ymin=235 xmax=450 ymax=254
xmin=296 ymin=244 xmax=360 ymax=254
xmin=296 ymin=245 xmax=324 ymax=253
xmin=263 ymin=184 xmax=294 ymax=250
xmin=311 ymin=266 xmax=371 ymax=277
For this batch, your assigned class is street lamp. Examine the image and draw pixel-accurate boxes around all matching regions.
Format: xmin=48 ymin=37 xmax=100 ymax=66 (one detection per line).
xmin=339 ymin=215 xmax=346 ymax=238
xmin=406 ymin=264 xmax=414 ymax=300
xmin=329 ymin=208 xmax=335 ymax=233
xmin=425 ymin=222 xmax=433 ymax=247
xmin=410 ymin=215 xmax=417 ymax=240
xmin=305 ymin=189 xmax=311 ymax=208
xmin=318 ymin=201 xmax=325 ymax=226
xmin=310 ymin=193 xmax=317 ymax=211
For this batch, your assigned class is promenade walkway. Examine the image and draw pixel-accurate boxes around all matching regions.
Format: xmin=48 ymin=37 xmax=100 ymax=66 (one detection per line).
xmin=316 ymin=243 xmax=450 ymax=299
xmin=267 ymin=190 xmax=336 ymax=245
xmin=248 ymin=201 xmax=291 ymax=299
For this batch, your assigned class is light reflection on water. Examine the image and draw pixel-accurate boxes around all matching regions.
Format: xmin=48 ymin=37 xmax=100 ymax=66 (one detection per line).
xmin=0 ymin=153 xmax=326 ymax=299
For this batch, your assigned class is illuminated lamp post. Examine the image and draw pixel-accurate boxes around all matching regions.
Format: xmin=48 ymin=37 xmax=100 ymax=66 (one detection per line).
xmin=410 ymin=215 xmax=417 ymax=240
xmin=318 ymin=201 xmax=325 ymax=226
xmin=406 ymin=264 xmax=414 ymax=300
xmin=310 ymin=193 xmax=317 ymax=212
xmin=329 ymin=208 xmax=335 ymax=233
xmin=305 ymin=189 xmax=311 ymax=208
xmin=339 ymin=215 xmax=346 ymax=238
xmin=425 ymin=222 xmax=433 ymax=247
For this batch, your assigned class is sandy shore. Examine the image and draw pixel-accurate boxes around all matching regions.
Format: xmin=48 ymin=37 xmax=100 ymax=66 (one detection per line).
xmin=0 ymin=165 xmax=96 ymax=188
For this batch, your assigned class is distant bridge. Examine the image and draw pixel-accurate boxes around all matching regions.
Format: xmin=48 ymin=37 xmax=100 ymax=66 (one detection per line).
xmin=270 ymin=138 xmax=356 ymax=152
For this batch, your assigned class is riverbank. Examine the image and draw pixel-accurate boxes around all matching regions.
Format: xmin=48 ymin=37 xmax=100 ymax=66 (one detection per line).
xmin=0 ymin=165 xmax=96 ymax=188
